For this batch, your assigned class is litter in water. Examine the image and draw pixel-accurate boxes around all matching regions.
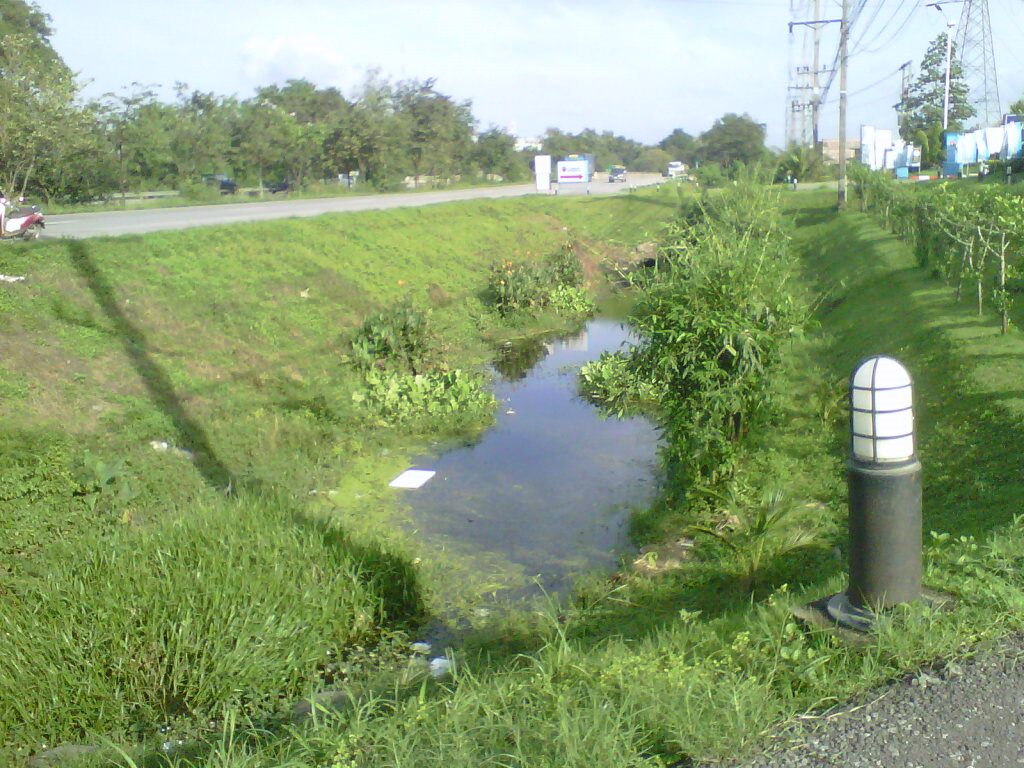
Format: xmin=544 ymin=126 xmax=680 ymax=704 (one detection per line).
xmin=428 ymin=657 xmax=452 ymax=678
xmin=389 ymin=469 xmax=436 ymax=489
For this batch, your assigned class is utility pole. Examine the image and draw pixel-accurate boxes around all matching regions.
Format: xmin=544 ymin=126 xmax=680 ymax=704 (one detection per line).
xmin=837 ymin=0 xmax=849 ymax=210
xmin=943 ymin=19 xmax=956 ymax=129
xmin=895 ymin=61 xmax=913 ymax=137
xmin=811 ymin=0 xmax=822 ymax=153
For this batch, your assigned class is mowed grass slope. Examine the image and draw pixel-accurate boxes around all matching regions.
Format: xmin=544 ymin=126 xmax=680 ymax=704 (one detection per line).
xmin=149 ymin=191 xmax=1024 ymax=767
xmin=0 ymin=189 xmax=677 ymax=757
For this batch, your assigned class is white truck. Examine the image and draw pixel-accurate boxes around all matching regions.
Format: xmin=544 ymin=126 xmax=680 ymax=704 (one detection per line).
xmin=665 ymin=161 xmax=688 ymax=178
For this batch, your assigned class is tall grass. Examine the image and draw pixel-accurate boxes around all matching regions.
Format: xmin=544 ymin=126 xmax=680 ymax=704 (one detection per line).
xmin=0 ymin=494 xmax=420 ymax=750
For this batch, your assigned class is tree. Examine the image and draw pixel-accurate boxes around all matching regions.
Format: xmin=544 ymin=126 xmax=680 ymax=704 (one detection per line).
xmin=1010 ymin=96 xmax=1024 ymax=117
xmin=471 ymin=128 xmax=528 ymax=181
xmin=169 ymin=84 xmax=234 ymax=182
xmin=235 ymin=100 xmax=295 ymax=192
xmin=659 ymin=129 xmax=697 ymax=164
xmin=0 ymin=1 xmax=99 ymax=199
xmin=900 ymin=34 xmax=974 ymax=143
xmin=634 ymin=147 xmax=673 ymax=173
xmin=395 ymin=78 xmax=473 ymax=186
xmin=697 ymin=113 xmax=767 ymax=170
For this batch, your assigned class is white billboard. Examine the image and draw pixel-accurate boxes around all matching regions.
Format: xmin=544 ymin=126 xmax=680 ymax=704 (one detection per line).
xmin=557 ymin=159 xmax=588 ymax=184
xmin=534 ymin=155 xmax=552 ymax=193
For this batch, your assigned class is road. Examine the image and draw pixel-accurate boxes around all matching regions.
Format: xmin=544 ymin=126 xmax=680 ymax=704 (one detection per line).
xmin=720 ymin=634 xmax=1024 ymax=768
xmin=44 ymin=173 xmax=667 ymax=239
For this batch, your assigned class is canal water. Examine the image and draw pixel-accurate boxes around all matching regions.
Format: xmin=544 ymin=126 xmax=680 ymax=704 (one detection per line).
xmin=405 ymin=318 xmax=661 ymax=601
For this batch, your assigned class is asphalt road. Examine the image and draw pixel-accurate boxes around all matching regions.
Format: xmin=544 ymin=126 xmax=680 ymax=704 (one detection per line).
xmin=719 ymin=635 xmax=1024 ymax=768
xmin=44 ymin=173 xmax=667 ymax=239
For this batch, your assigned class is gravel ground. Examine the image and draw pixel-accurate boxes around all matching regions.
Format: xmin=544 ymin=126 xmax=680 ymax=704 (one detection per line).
xmin=717 ymin=635 xmax=1024 ymax=768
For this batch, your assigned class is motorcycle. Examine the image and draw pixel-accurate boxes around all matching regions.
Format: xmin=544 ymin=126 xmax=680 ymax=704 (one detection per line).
xmin=0 ymin=196 xmax=45 ymax=241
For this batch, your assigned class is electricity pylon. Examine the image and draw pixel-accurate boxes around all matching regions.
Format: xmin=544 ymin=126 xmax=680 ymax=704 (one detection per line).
xmin=954 ymin=0 xmax=1001 ymax=127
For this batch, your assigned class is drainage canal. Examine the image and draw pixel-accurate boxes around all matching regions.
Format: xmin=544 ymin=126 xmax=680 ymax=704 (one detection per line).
xmin=403 ymin=318 xmax=661 ymax=601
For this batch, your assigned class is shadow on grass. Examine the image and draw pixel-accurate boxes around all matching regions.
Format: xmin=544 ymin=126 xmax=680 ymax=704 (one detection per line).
xmin=67 ymin=240 xmax=233 ymax=490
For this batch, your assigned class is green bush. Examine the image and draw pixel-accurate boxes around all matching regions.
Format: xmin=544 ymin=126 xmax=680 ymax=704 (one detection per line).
xmin=546 ymin=239 xmax=584 ymax=288
xmin=603 ymin=181 xmax=804 ymax=485
xmin=488 ymin=258 xmax=548 ymax=315
xmin=350 ymin=300 xmax=433 ymax=374
xmin=548 ymin=285 xmax=595 ymax=317
xmin=0 ymin=495 xmax=420 ymax=749
xmin=488 ymin=239 xmax=590 ymax=316
xmin=352 ymin=368 xmax=496 ymax=430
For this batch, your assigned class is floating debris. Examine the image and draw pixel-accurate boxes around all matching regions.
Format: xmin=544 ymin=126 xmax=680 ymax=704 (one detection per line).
xmin=149 ymin=440 xmax=195 ymax=461
xmin=428 ymin=657 xmax=452 ymax=678
xmin=389 ymin=469 xmax=436 ymax=489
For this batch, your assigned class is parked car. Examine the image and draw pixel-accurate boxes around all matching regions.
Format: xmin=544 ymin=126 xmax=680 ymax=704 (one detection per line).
xmin=608 ymin=165 xmax=627 ymax=183
xmin=267 ymin=180 xmax=291 ymax=194
xmin=203 ymin=174 xmax=238 ymax=194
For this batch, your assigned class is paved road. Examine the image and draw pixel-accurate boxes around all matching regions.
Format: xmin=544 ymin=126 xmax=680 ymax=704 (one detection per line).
xmin=44 ymin=174 xmax=667 ymax=239
xmin=720 ymin=635 xmax=1024 ymax=768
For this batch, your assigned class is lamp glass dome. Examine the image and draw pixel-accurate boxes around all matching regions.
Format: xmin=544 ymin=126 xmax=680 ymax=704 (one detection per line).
xmin=850 ymin=356 xmax=914 ymax=462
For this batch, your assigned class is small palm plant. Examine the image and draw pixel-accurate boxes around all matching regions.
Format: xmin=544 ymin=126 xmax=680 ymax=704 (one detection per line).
xmin=692 ymin=485 xmax=820 ymax=594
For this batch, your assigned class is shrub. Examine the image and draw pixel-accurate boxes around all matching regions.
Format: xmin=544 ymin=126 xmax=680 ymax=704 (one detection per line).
xmin=350 ymin=300 xmax=433 ymax=374
xmin=549 ymin=284 xmax=595 ymax=317
xmin=489 ymin=239 xmax=590 ymax=316
xmin=546 ymin=238 xmax=584 ymax=288
xmin=488 ymin=258 xmax=548 ymax=315
xmin=352 ymin=368 xmax=496 ymax=430
xmin=595 ymin=181 xmax=803 ymax=486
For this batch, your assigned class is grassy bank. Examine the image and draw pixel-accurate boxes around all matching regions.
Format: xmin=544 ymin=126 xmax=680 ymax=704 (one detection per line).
xmin=0 ymin=188 xmax=676 ymax=760
xmin=120 ymin=189 xmax=1024 ymax=767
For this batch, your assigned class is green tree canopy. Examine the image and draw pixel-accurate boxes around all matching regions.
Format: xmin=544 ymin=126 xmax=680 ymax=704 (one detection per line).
xmin=697 ymin=113 xmax=767 ymax=170
xmin=658 ymin=128 xmax=696 ymax=164
xmin=900 ymin=34 xmax=974 ymax=142
xmin=0 ymin=0 xmax=112 ymax=200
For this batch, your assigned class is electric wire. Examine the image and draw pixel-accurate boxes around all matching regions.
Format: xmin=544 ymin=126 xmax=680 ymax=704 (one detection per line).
xmin=855 ymin=1 xmax=923 ymax=55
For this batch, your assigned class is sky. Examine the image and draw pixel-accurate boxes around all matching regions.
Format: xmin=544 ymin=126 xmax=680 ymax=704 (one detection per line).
xmin=38 ymin=0 xmax=1024 ymax=150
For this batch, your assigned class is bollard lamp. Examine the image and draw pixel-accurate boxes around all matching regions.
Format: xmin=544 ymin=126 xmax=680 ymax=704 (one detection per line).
xmin=828 ymin=355 xmax=923 ymax=631
xmin=850 ymin=355 xmax=915 ymax=465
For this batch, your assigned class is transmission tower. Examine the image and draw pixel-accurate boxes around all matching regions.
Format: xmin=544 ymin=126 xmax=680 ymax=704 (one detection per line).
xmin=954 ymin=0 xmax=1001 ymax=127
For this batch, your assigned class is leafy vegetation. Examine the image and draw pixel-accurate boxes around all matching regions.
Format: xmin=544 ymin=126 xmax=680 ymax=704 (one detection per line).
xmin=0 ymin=187 xmax=679 ymax=762
xmin=488 ymin=238 xmax=594 ymax=318
xmin=154 ymin=189 xmax=1024 ymax=768
xmin=848 ymin=165 xmax=1024 ymax=334
xmin=583 ymin=180 xmax=805 ymax=487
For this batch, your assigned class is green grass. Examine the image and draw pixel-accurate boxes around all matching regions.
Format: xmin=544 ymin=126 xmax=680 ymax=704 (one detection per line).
xmin=0 ymin=186 xmax=678 ymax=762
xmin=19 ymin=185 xmax=1024 ymax=766
xmin=111 ymin=188 xmax=1024 ymax=768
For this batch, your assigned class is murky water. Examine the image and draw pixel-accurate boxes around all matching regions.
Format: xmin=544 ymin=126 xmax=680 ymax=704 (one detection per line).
xmin=406 ymin=318 xmax=660 ymax=600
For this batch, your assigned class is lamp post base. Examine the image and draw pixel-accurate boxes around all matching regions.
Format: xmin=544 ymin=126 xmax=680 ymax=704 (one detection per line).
xmin=826 ymin=591 xmax=876 ymax=632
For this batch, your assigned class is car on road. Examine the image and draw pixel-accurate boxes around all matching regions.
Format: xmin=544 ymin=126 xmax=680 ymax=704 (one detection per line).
xmin=608 ymin=165 xmax=627 ymax=183
xmin=203 ymin=174 xmax=238 ymax=194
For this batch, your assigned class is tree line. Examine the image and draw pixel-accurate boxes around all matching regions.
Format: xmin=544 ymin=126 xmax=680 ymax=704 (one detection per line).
xmin=1 ymin=0 xmax=772 ymax=203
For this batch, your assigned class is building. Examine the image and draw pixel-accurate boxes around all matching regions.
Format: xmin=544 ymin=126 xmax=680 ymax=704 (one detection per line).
xmin=820 ymin=138 xmax=861 ymax=164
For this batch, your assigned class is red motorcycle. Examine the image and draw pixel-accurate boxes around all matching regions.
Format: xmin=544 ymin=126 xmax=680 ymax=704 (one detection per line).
xmin=0 ymin=196 xmax=45 ymax=241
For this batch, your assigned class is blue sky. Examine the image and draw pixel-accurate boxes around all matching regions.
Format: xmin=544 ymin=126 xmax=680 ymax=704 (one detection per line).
xmin=40 ymin=0 xmax=1024 ymax=148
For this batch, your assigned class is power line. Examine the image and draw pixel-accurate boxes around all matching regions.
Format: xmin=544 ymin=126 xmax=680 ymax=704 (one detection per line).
xmin=855 ymin=1 xmax=923 ymax=55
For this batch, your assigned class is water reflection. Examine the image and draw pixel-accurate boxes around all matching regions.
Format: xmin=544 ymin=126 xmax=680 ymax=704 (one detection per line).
xmin=406 ymin=319 xmax=660 ymax=600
